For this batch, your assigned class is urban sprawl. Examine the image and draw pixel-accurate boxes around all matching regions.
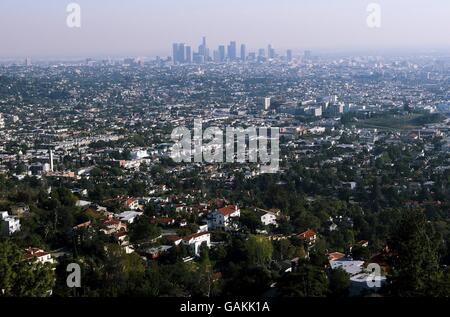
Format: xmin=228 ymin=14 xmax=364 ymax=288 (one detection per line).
xmin=1 ymin=37 xmax=450 ymax=297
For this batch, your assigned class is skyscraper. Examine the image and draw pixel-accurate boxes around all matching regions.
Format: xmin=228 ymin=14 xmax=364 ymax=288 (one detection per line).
xmin=228 ymin=41 xmax=237 ymax=61
xmin=178 ymin=43 xmax=185 ymax=63
xmin=172 ymin=43 xmax=179 ymax=64
xmin=240 ymin=44 xmax=246 ymax=62
xmin=268 ymin=45 xmax=275 ymax=59
xmin=172 ymin=43 xmax=186 ymax=64
xmin=198 ymin=36 xmax=208 ymax=61
xmin=185 ymin=46 xmax=192 ymax=63
xmin=218 ymin=45 xmax=225 ymax=62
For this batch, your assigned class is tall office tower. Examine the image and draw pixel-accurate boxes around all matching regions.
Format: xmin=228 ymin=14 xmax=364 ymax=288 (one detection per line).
xmin=173 ymin=43 xmax=186 ymax=64
xmin=240 ymin=44 xmax=246 ymax=62
xmin=178 ymin=43 xmax=185 ymax=63
xmin=264 ymin=97 xmax=271 ymax=110
xmin=0 ymin=114 xmax=5 ymax=129
xmin=185 ymin=46 xmax=192 ymax=63
xmin=267 ymin=45 xmax=276 ymax=59
xmin=202 ymin=36 xmax=207 ymax=54
xmin=218 ymin=45 xmax=226 ymax=62
xmin=228 ymin=41 xmax=237 ymax=61
xmin=286 ymin=49 xmax=293 ymax=62
xmin=172 ymin=43 xmax=179 ymax=63
xmin=198 ymin=36 xmax=208 ymax=60
xmin=25 ymin=57 xmax=32 ymax=67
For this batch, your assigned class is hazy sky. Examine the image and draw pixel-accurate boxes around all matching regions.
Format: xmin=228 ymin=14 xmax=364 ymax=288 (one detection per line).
xmin=0 ymin=0 xmax=449 ymax=58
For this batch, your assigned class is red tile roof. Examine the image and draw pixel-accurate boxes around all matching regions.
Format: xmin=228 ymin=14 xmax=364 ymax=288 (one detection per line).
xmin=218 ymin=205 xmax=238 ymax=216
xmin=328 ymin=252 xmax=346 ymax=262
xmin=298 ymin=229 xmax=316 ymax=239
xmin=166 ymin=235 xmax=182 ymax=242
xmin=24 ymin=247 xmax=50 ymax=260
xmin=182 ymin=232 xmax=210 ymax=241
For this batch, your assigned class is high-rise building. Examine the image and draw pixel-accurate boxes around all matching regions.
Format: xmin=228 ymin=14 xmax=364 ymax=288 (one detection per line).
xmin=198 ymin=36 xmax=209 ymax=61
xmin=172 ymin=43 xmax=186 ymax=64
xmin=240 ymin=44 xmax=246 ymax=62
xmin=185 ymin=46 xmax=192 ymax=63
xmin=178 ymin=43 xmax=185 ymax=63
xmin=25 ymin=57 xmax=32 ymax=67
xmin=172 ymin=43 xmax=179 ymax=64
xmin=268 ymin=45 xmax=275 ymax=59
xmin=286 ymin=49 xmax=293 ymax=62
xmin=228 ymin=41 xmax=237 ymax=61
xmin=201 ymin=36 xmax=207 ymax=54
xmin=218 ymin=45 xmax=226 ymax=62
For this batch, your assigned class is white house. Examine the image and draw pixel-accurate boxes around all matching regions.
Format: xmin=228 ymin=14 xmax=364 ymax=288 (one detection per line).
xmin=297 ymin=229 xmax=317 ymax=248
xmin=255 ymin=208 xmax=278 ymax=226
xmin=208 ymin=205 xmax=240 ymax=231
xmin=24 ymin=247 xmax=55 ymax=265
xmin=261 ymin=212 xmax=277 ymax=226
xmin=117 ymin=211 xmax=143 ymax=224
xmin=198 ymin=224 xmax=209 ymax=233
xmin=130 ymin=149 xmax=149 ymax=160
xmin=124 ymin=198 xmax=140 ymax=210
xmin=181 ymin=232 xmax=211 ymax=256
xmin=0 ymin=211 xmax=21 ymax=236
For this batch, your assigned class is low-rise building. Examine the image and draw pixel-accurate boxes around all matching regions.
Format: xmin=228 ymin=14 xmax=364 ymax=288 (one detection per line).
xmin=117 ymin=211 xmax=143 ymax=224
xmin=24 ymin=247 xmax=55 ymax=265
xmin=297 ymin=229 xmax=317 ymax=248
xmin=254 ymin=208 xmax=278 ymax=226
xmin=1 ymin=211 xmax=21 ymax=236
xmin=181 ymin=232 xmax=211 ymax=256
xmin=208 ymin=205 xmax=240 ymax=230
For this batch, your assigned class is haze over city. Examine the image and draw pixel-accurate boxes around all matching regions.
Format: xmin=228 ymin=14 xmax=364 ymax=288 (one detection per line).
xmin=1 ymin=0 xmax=450 ymax=59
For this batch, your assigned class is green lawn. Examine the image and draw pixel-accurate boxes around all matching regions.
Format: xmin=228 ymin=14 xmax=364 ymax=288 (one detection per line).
xmin=355 ymin=114 xmax=426 ymax=130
